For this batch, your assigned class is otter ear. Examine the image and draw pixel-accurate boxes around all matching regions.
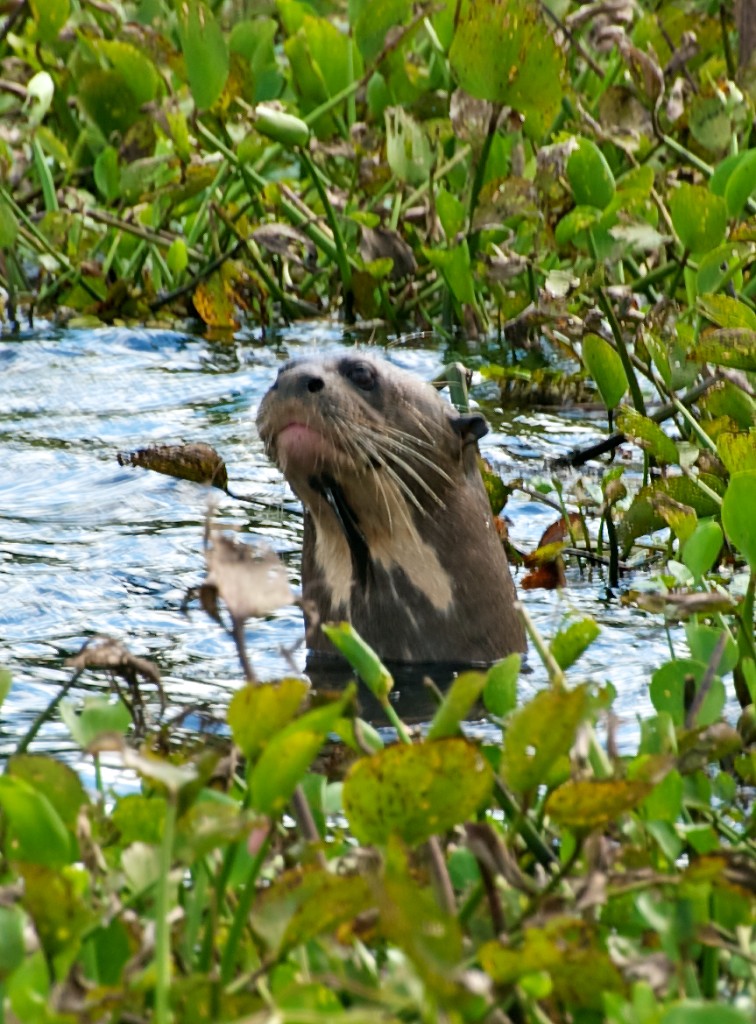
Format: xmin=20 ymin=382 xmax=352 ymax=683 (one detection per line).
xmin=451 ymin=412 xmax=489 ymax=442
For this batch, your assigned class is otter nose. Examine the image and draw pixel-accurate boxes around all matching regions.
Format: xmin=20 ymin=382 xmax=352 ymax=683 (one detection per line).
xmin=275 ymin=363 xmax=325 ymax=397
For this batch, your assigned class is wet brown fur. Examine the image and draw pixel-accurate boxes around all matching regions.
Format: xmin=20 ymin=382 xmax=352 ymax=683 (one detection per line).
xmin=256 ymin=352 xmax=525 ymax=664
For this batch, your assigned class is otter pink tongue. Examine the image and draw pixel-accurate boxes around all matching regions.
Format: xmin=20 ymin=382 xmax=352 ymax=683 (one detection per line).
xmin=276 ymin=422 xmax=333 ymax=471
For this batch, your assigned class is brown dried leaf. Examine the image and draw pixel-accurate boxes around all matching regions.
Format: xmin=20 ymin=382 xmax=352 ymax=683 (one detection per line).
xmin=66 ymin=637 xmax=160 ymax=684
xmin=358 ymin=226 xmax=417 ymax=281
xmin=204 ymin=528 xmax=293 ymax=623
xmin=118 ymin=442 xmax=229 ymax=490
xmin=252 ymin=222 xmax=317 ymax=266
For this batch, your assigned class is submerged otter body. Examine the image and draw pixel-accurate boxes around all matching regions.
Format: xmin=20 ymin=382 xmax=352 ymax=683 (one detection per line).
xmin=256 ymin=352 xmax=525 ymax=664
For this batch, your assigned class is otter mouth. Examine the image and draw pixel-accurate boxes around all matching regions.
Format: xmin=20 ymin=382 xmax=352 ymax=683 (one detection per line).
xmin=273 ymin=420 xmax=336 ymax=472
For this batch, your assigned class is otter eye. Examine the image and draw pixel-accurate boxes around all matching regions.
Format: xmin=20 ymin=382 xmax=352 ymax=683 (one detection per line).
xmin=344 ymin=362 xmax=377 ymax=391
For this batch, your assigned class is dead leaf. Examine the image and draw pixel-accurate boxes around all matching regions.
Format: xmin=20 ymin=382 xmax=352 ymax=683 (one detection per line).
xmin=203 ymin=527 xmax=293 ymax=624
xmin=358 ymin=226 xmax=417 ymax=281
xmin=118 ymin=442 xmax=229 ymax=490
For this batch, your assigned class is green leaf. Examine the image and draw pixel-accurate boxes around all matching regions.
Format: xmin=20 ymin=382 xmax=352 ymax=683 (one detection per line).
xmin=685 ymin=623 xmax=739 ymax=676
xmin=691 ymin=329 xmax=756 ymax=371
xmin=501 ymin=685 xmax=590 ymax=792
xmin=95 ymin=40 xmax=160 ymax=106
xmin=322 ymin=623 xmax=393 ymax=700
xmin=717 ymin=429 xmax=756 ymax=473
xmin=0 ymin=201 xmax=17 ymax=248
xmin=94 ymin=146 xmax=120 ymax=203
xmin=436 ymin=188 xmax=467 ymax=240
xmin=549 ymin=618 xmax=600 ymax=671
xmin=8 ymin=756 xmax=86 ymax=831
xmin=723 ymin=148 xmax=756 ymax=218
xmin=423 ymin=242 xmax=477 ymax=305
xmin=0 ymin=777 xmax=72 ymax=866
xmin=253 ymin=866 xmax=373 ymax=955
xmin=661 ymin=1002 xmax=752 ymax=1024
xmin=249 ymin=690 xmax=354 ymax=816
xmin=697 ymin=293 xmax=756 ymax=331
xmin=545 ymin=778 xmax=654 ymax=829
xmin=385 ymin=107 xmax=432 ymax=186
xmin=449 ymin=0 xmax=564 ymax=138
xmin=427 ymin=671 xmax=487 ymax=739
xmin=29 ymin=0 xmax=69 ymax=42
xmin=582 ymin=333 xmax=628 ymax=409
xmin=722 ymin=469 xmax=756 ymax=570
xmin=177 ymin=0 xmax=229 ymax=110
xmin=681 ymin=519 xmax=722 ymax=581
xmin=617 ymin=408 xmax=679 ymax=464
xmin=78 ymin=70 xmax=140 ymax=136
xmin=343 ymin=738 xmax=493 ymax=845
xmin=59 ymin=696 xmax=132 ymax=749
xmin=554 ymin=205 xmax=602 ymax=247
xmin=227 ymin=678 xmax=309 ymax=760
xmin=669 ymin=183 xmax=727 ymax=254
xmin=567 ymin=139 xmax=615 ymax=210
xmin=483 ymin=654 xmax=520 ymax=717
xmin=354 ymin=0 xmax=411 ymax=62
xmin=166 ymin=238 xmax=188 ymax=274
xmin=650 ymin=659 xmax=725 ymax=727
xmin=0 ymin=906 xmax=25 ymax=980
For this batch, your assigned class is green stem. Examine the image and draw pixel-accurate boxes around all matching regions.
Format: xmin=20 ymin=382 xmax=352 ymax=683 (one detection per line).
xmin=220 ymin=826 xmax=273 ymax=985
xmin=154 ymin=794 xmax=178 ymax=1024
xmin=596 ymin=286 xmax=646 ymax=415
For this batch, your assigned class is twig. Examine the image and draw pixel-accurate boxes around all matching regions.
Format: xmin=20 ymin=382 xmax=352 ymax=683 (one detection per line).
xmin=556 ymin=373 xmax=722 ymax=467
xmin=685 ymin=630 xmax=727 ymax=729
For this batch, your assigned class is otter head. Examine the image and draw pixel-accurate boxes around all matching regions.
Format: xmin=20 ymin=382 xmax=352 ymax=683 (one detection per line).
xmin=256 ymin=352 xmax=524 ymax=664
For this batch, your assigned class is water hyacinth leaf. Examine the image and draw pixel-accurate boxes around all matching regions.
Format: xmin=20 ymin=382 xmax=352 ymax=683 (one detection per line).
xmin=60 ymin=696 xmax=132 ymax=749
xmin=249 ymin=689 xmax=353 ymax=816
xmin=177 ymin=0 xmax=229 ymax=111
xmin=545 ymin=778 xmax=654 ymax=829
xmin=669 ymin=183 xmax=727 ymax=254
xmin=483 ymin=654 xmax=520 ymax=717
xmin=697 ymin=294 xmax=756 ymax=331
xmin=253 ymin=866 xmax=373 ymax=955
xmin=449 ymin=0 xmax=564 ymax=137
xmin=661 ymin=1003 xmax=752 ymax=1024
xmin=501 ymin=684 xmax=590 ymax=792
xmin=717 ymin=430 xmax=756 ymax=473
xmin=549 ymin=618 xmax=600 ymax=671
xmin=354 ymin=0 xmax=411 ymax=62
xmin=567 ymin=139 xmax=615 ymax=210
xmin=581 ymin=333 xmax=628 ymax=410
xmin=322 ymin=623 xmax=393 ymax=700
xmin=691 ymin=329 xmax=756 ymax=371
xmin=0 ymin=906 xmax=25 ymax=979
xmin=8 ymin=756 xmax=86 ymax=830
xmin=343 ymin=738 xmax=493 ymax=845
xmin=95 ymin=40 xmax=160 ymax=105
xmin=619 ymin=474 xmax=724 ymax=552
xmin=682 ymin=519 xmax=722 ymax=581
xmin=228 ymin=678 xmax=309 ymax=760
xmin=78 ymin=70 xmax=140 ymax=136
xmin=436 ymin=188 xmax=467 ymax=240
xmin=193 ymin=269 xmax=238 ymax=328
xmin=722 ymin=470 xmax=756 ymax=570
xmin=724 ymin=148 xmax=756 ymax=218
xmin=25 ymin=71 xmax=55 ymax=127
xmin=427 ymin=671 xmax=487 ymax=739
xmin=0 ymin=777 xmax=72 ymax=866
xmin=166 ymin=237 xmax=188 ymax=275
xmin=617 ymin=408 xmax=679 ymax=465
xmin=650 ymin=659 xmax=725 ymax=727
xmin=29 ymin=0 xmax=69 ymax=42
xmin=423 ymin=242 xmax=476 ymax=305
xmin=385 ymin=108 xmax=432 ymax=186
xmin=480 ymin=919 xmax=624 ymax=1009
xmin=655 ymin=493 xmax=697 ymax=543
xmin=554 ymin=205 xmax=602 ymax=246
xmin=685 ymin=623 xmax=739 ymax=676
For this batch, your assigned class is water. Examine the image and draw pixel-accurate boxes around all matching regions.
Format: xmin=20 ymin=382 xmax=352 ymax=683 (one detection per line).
xmin=0 ymin=320 xmax=680 ymax=767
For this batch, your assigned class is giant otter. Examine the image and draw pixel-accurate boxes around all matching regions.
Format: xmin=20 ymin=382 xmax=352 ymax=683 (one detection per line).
xmin=256 ymin=352 xmax=525 ymax=664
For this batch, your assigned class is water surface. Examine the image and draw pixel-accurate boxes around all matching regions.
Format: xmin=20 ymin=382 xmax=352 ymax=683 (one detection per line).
xmin=0 ymin=321 xmax=680 ymax=766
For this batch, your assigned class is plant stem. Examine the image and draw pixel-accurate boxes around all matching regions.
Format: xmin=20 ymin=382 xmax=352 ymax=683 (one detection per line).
xmin=596 ymin=286 xmax=646 ymax=415
xmin=220 ymin=826 xmax=273 ymax=985
xmin=154 ymin=794 xmax=178 ymax=1024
